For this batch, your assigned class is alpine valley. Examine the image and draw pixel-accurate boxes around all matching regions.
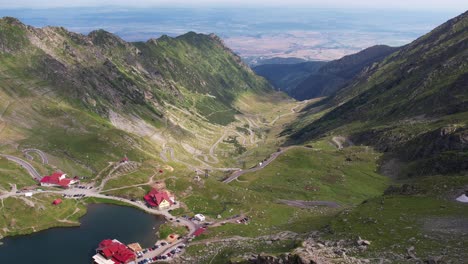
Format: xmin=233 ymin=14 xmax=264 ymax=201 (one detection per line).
xmin=0 ymin=9 xmax=467 ymax=264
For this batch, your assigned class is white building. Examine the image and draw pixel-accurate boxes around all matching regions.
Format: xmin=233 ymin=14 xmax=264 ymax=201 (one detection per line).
xmin=194 ymin=213 xmax=206 ymax=222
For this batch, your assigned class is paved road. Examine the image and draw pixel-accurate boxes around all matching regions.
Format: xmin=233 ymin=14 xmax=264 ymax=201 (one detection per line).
xmin=0 ymin=154 xmax=42 ymax=180
xmin=22 ymin=148 xmax=48 ymax=164
xmin=1 ymin=186 xmax=199 ymax=262
xmin=223 ymin=146 xmax=294 ymax=183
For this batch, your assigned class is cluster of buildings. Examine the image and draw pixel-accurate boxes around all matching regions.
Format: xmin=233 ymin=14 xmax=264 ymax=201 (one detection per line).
xmin=40 ymin=172 xmax=78 ymax=188
xmin=144 ymin=188 xmax=175 ymax=210
xmin=93 ymin=239 xmax=136 ymax=264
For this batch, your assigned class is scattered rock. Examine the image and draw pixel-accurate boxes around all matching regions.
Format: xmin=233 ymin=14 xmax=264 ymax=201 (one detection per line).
xmin=357 ymin=237 xmax=371 ymax=246
xmin=406 ymin=246 xmax=419 ymax=260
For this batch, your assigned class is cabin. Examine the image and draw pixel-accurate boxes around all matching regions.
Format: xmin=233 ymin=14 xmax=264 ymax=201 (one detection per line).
xmin=192 ymin=227 xmax=206 ymax=237
xmin=93 ymin=239 xmax=136 ymax=264
xmin=40 ymin=172 xmax=78 ymax=188
xmin=52 ymin=199 xmax=62 ymax=205
xmin=143 ymin=188 xmax=174 ymax=210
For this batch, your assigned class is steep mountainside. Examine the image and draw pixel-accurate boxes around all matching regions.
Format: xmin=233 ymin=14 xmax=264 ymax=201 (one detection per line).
xmin=0 ymin=18 xmax=271 ymax=126
xmin=289 ymin=11 xmax=468 ymax=177
xmin=291 ymin=45 xmax=398 ymax=100
xmin=253 ymin=61 xmax=326 ymax=93
xmin=0 ymin=17 xmax=283 ymax=176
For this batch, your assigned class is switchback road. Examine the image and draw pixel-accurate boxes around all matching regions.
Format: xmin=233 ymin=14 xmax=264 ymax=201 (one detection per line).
xmin=23 ymin=148 xmax=48 ymax=164
xmin=0 ymin=154 xmax=42 ymax=180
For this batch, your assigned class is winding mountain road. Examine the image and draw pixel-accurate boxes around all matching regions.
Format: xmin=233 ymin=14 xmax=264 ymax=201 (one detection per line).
xmin=0 ymin=154 xmax=42 ymax=180
xmin=223 ymin=146 xmax=294 ymax=183
xmin=23 ymin=148 xmax=48 ymax=164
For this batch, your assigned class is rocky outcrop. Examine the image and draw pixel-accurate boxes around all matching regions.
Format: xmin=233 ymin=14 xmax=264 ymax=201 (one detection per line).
xmin=240 ymin=236 xmax=374 ymax=264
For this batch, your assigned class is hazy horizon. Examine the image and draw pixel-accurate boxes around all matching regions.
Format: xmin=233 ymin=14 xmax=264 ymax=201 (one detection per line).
xmin=0 ymin=6 xmax=463 ymax=62
xmin=0 ymin=0 xmax=466 ymax=11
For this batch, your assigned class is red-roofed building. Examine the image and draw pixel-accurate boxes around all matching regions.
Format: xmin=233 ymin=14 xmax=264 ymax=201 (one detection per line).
xmin=143 ymin=188 xmax=174 ymax=210
xmin=120 ymin=157 xmax=129 ymax=163
xmin=193 ymin=227 xmax=206 ymax=237
xmin=93 ymin=239 xmax=136 ymax=264
xmin=40 ymin=172 xmax=78 ymax=188
xmin=52 ymin=199 xmax=62 ymax=205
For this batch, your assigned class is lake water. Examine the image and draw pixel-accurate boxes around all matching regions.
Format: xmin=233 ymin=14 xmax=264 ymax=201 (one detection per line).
xmin=0 ymin=203 xmax=165 ymax=263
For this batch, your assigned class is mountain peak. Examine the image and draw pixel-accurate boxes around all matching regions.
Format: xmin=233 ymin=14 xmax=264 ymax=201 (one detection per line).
xmin=0 ymin=16 xmax=25 ymax=27
xmin=88 ymin=29 xmax=127 ymax=47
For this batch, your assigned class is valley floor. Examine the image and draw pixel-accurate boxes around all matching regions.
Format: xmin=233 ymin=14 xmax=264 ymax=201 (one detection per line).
xmin=0 ymin=96 xmax=467 ymax=263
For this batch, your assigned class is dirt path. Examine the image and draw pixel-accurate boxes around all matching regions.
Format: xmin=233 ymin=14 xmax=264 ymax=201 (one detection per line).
xmin=331 ymin=136 xmax=353 ymax=150
xmin=277 ymin=199 xmax=341 ymax=208
xmin=101 ymin=175 xmax=155 ymax=193
xmin=0 ymin=101 xmax=11 ymax=120
xmin=207 ymin=131 xmax=226 ymax=163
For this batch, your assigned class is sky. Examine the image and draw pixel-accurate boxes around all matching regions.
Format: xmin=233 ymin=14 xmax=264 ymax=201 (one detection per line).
xmin=0 ymin=0 xmax=466 ymax=11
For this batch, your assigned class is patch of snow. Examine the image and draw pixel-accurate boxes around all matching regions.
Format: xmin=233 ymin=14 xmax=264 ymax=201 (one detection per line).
xmin=456 ymin=194 xmax=468 ymax=203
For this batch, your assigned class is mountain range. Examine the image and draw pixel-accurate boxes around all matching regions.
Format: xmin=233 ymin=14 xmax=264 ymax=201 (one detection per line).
xmin=288 ymin=10 xmax=468 ymax=178
xmin=254 ymin=45 xmax=398 ymax=100
xmin=0 ymin=10 xmax=468 ymax=264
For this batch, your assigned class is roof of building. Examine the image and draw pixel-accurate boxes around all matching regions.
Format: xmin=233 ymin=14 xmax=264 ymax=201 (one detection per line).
xmin=97 ymin=239 xmax=136 ymax=264
xmin=144 ymin=188 xmax=174 ymax=207
xmin=92 ymin=253 xmax=115 ymax=264
xmin=52 ymin=199 xmax=62 ymax=205
xmin=127 ymin=243 xmax=142 ymax=252
xmin=193 ymin=227 xmax=206 ymax=237
xmin=40 ymin=172 xmax=73 ymax=187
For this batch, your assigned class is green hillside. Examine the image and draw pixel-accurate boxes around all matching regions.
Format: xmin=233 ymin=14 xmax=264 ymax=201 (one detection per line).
xmin=289 ymin=10 xmax=468 ymax=178
xmin=253 ymin=61 xmax=326 ymax=93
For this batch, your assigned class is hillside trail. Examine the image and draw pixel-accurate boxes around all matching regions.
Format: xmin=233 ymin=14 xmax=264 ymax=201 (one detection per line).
xmin=101 ymin=174 xmax=155 ymax=193
xmin=331 ymin=136 xmax=354 ymax=150
xmin=97 ymin=161 xmax=140 ymax=191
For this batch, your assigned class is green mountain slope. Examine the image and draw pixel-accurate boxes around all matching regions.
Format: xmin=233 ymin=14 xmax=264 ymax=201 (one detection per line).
xmin=0 ymin=17 xmax=283 ymax=176
xmin=289 ymin=10 xmax=468 ymax=177
xmin=0 ymin=18 xmax=271 ymax=125
xmin=253 ymin=61 xmax=326 ymax=93
xmin=292 ymin=45 xmax=398 ymax=100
